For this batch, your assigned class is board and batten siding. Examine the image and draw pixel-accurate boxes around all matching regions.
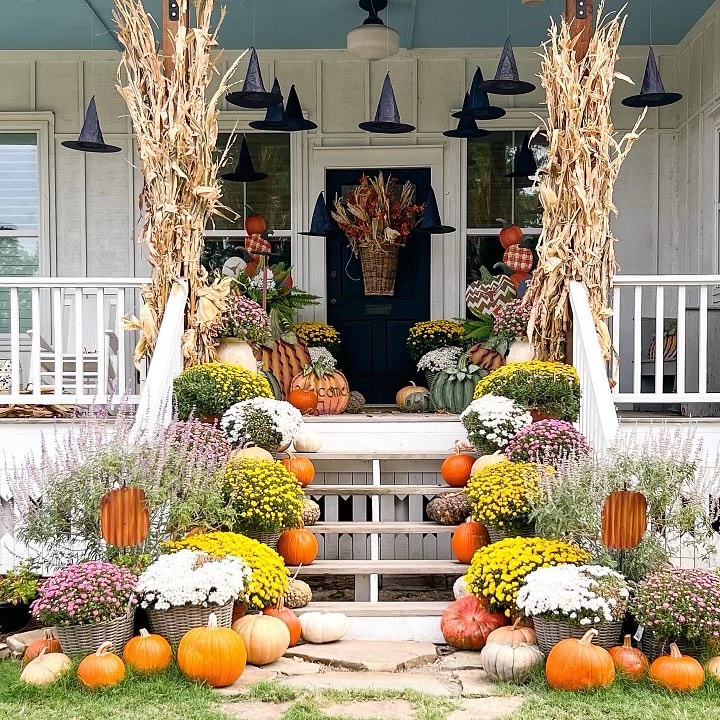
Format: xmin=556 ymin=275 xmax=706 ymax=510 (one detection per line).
xmin=0 ymin=44 xmax=681 ymax=320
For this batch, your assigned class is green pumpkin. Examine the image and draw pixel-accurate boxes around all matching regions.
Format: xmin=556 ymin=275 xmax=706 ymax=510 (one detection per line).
xmin=260 ymin=369 xmax=283 ymax=400
xmin=399 ymin=390 xmax=432 ymax=413
xmin=430 ymin=355 xmax=485 ymax=414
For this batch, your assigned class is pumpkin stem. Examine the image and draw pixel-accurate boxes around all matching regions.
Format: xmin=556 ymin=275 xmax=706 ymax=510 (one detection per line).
xmin=622 ymin=634 xmax=632 ymax=649
xmin=580 ymin=629 xmax=599 ymax=644
xmin=96 ymin=642 xmax=114 ymax=655
xmin=207 ymin=612 xmax=218 ymax=629
xmin=139 ymin=629 xmax=150 ymax=638
xmin=36 ymin=647 xmax=48 ymax=661
xmin=669 ymin=643 xmax=682 ymax=658
xmin=511 ymin=617 xmax=523 ymax=630
xmin=43 ymin=628 xmax=56 ymax=640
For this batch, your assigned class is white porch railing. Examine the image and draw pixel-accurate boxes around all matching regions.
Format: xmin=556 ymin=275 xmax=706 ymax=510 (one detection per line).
xmin=0 ymin=277 xmax=149 ymax=405
xmin=611 ymin=275 xmax=720 ymax=405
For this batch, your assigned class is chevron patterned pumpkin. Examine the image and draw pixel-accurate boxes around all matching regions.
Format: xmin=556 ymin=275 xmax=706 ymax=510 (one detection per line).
xmin=465 ymin=267 xmax=516 ymax=319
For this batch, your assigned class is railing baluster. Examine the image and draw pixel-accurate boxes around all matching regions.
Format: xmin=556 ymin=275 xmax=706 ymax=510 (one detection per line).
xmin=655 ymin=286 xmax=664 ymax=395
xmin=676 ymin=286 xmax=686 ymax=394
xmin=633 ymin=286 xmax=642 ymax=395
xmin=30 ymin=288 xmax=40 ymax=397
xmin=611 ymin=285 xmax=620 ymax=392
xmin=52 ymin=288 xmax=63 ymax=395
xmin=116 ymin=288 xmax=126 ymax=398
xmin=699 ymin=285 xmax=708 ymax=395
xmin=74 ymin=289 xmax=84 ymax=399
xmin=96 ymin=289 xmax=107 ymax=401
xmin=10 ymin=288 xmax=20 ymax=396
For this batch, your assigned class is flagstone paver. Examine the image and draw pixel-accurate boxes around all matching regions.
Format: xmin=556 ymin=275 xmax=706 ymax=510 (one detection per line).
xmin=220 ymin=701 xmax=293 ymax=720
xmin=265 ymin=656 xmax=323 ymax=675
xmin=439 ymin=651 xmax=484 ymax=672
xmin=320 ymin=699 xmax=416 ymax=720
xmin=447 ymin=697 xmax=525 ymax=720
xmin=277 ymin=670 xmax=454 ymax=696
xmin=454 ymin=670 xmax=503 ymax=696
xmin=214 ymin=666 xmax=279 ymax=697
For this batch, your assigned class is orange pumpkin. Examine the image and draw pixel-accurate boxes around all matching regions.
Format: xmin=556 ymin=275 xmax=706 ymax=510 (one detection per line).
xmin=100 ymin=486 xmax=150 ymax=548
xmin=288 ymin=388 xmax=318 ymax=415
xmin=498 ymin=219 xmax=523 ymax=249
xmin=601 ymin=489 xmax=647 ymax=550
xmin=77 ymin=642 xmax=126 ymax=690
xmin=396 ymin=381 xmax=429 ymax=406
xmin=545 ymin=629 xmax=615 ymax=691
xmin=277 ymin=523 xmax=318 ymax=566
xmin=440 ymin=596 xmax=507 ymax=650
xmin=232 ymin=614 xmax=290 ymax=666
xmin=260 ymin=341 xmax=311 ymax=399
xmin=281 ymin=452 xmax=315 ymax=487
xmin=608 ymin=635 xmax=648 ymax=680
xmin=290 ymin=370 xmax=349 ymax=415
xmin=178 ymin=613 xmax=246 ymax=688
xmin=23 ymin=629 xmax=62 ymax=666
xmin=509 ymin=271 xmax=529 ymax=289
xmin=263 ymin=599 xmax=302 ymax=648
xmin=441 ymin=451 xmax=475 ymax=488
xmin=245 ymin=214 xmax=267 ymax=236
xmin=122 ymin=629 xmax=172 ymax=675
xmin=451 ymin=520 xmax=490 ymax=563
xmin=649 ymin=643 xmax=704 ymax=692
xmin=486 ymin=617 xmax=537 ymax=647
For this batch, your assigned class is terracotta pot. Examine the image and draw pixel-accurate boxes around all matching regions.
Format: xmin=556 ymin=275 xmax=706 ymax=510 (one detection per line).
xmin=232 ymin=603 xmax=247 ymax=624
xmin=217 ymin=338 xmax=257 ymax=373
xmin=530 ymin=409 xmax=559 ymax=422
xmin=198 ymin=414 xmax=222 ymax=425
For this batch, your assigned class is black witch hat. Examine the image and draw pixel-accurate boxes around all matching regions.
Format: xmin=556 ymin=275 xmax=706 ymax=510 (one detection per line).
xmin=359 ymin=73 xmax=415 ymax=134
xmin=444 ymin=93 xmax=490 ymax=138
xmin=279 ymin=85 xmax=318 ymax=132
xmin=249 ymin=79 xmax=287 ymax=131
xmin=505 ymin=132 xmax=538 ymax=180
xmin=299 ymin=192 xmax=335 ymax=236
xmin=415 ymin=188 xmax=455 ymax=234
xmin=220 ymin=136 xmax=268 ymax=183
xmin=61 ymin=97 xmax=121 ymax=153
xmin=622 ymin=47 xmax=683 ymax=108
xmin=452 ymin=68 xmax=506 ymax=121
xmin=480 ymin=38 xmax=536 ymax=96
xmin=226 ymin=48 xmax=283 ymax=109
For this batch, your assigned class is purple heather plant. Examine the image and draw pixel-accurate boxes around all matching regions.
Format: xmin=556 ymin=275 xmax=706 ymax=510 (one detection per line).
xmin=492 ymin=299 xmax=533 ymax=342
xmin=31 ymin=561 xmax=137 ymax=627
xmin=504 ymin=419 xmax=590 ymax=466
xmin=212 ymin=293 xmax=271 ymax=345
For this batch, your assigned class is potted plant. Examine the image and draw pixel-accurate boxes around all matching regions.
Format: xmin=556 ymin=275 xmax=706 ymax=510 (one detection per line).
xmin=173 ymin=362 xmax=274 ymax=422
xmin=473 ymin=360 xmax=581 ymax=422
xmin=0 ymin=561 xmax=39 ymax=633
xmin=406 ymin=320 xmax=465 ymax=364
xmin=31 ymin=561 xmax=138 ymax=654
xmin=516 ymin=564 xmax=629 ymax=653
xmin=417 ymin=346 xmax=463 ymax=389
xmin=490 ymin=299 xmax=535 ymax=364
xmin=460 ymin=395 xmax=532 ymax=455
xmin=136 ymin=550 xmax=251 ymax=646
xmin=223 ymin=458 xmax=304 ymax=548
xmin=294 ymin=322 xmax=342 ymax=358
xmin=221 ymin=397 xmax=303 ymax=453
xmin=213 ymin=293 xmax=272 ymax=372
xmin=504 ymin=419 xmax=590 ymax=467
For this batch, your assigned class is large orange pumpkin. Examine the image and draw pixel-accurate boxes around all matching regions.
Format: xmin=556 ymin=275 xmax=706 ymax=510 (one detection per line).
xmin=649 ymin=643 xmax=704 ymax=692
xmin=288 ymin=388 xmax=318 ymax=415
xmin=260 ymin=341 xmax=311 ymax=399
xmin=281 ymin=452 xmax=315 ymax=487
xmin=277 ymin=523 xmax=319 ymax=566
xmin=498 ymin=219 xmax=523 ymax=249
xmin=22 ymin=629 xmax=62 ymax=666
xmin=451 ymin=520 xmax=490 ymax=563
xmin=601 ymin=489 xmax=647 ymax=550
xmin=77 ymin=642 xmax=126 ymax=690
xmin=263 ymin=599 xmax=302 ymax=648
xmin=122 ymin=629 xmax=172 ymax=675
xmin=608 ymin=635 xmax=648 ymax=680
xmin=232 ymin=614 xmax=290 ymax=666
xmin=290 ymin=370 xmax=349 ymax=415
xmin=245 ymin=214 xmax=266 ymax=236
xmin=441 ymin=451 xmax=475 ymax=488
xmin=100 ymin=486 xmax=150 ymax=547
xmin=440 ymin=596 xmax=507 ymax=650
xmin=178 ymin=613 xmax=246 ymax=688
xmin=546 ymin=629 xmax=615 ymax=691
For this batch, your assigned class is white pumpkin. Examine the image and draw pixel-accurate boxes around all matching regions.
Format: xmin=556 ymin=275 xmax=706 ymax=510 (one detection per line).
xmin=506 ymin=338 xmax=535 ymax=364
xmin=480 ymin=641 xmax=544 ymax=684
xmin=471 ymin=453 xmax=505 ymax=475
xmin=453 ymin=576 xmax=470 ymax=600
xmin=299 ymin=612 xmax=347 ymax=644
xmin=293 ymin=430 xmax=322 ymax=454
xmin=20 ymin=649 xmax=73 ymax=686
xmin=230 ymin=443 xmax=274 ymax=462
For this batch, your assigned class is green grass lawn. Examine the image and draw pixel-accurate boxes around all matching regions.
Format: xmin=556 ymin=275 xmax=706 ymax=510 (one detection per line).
xmin=3 ymin=661 xmax=720 ymax=720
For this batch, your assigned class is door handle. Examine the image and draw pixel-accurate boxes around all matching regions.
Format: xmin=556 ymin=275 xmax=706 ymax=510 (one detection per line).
xmin=330 ymin=299 xmax=338 ymax=305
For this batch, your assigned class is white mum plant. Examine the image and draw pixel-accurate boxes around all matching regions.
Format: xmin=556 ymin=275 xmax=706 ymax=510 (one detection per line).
xmin=136 ymin=550 xmax=252 ymax=610
xmin=460 ymin=394 xmax=532 ymax=455
xmin=221 ymin=397 xmax=303 ymax=449
xmin=417 ymin=346 xmax=463 ymax=373
xmin=516 ymin=564 xmax=629 ymax=627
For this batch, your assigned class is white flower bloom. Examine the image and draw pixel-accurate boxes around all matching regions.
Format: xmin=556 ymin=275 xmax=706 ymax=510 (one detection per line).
xmin=417 ymin=346 xmax=463 ymax=373
xmin=248 ymin=273 xmax=275 ymax=291
xmin=222 ymin=397 xmax=303 ymax=447
xmin=460 ymin=394 xmax=532 ymax=454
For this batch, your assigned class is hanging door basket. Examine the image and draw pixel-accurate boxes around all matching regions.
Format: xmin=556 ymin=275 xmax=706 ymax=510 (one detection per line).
xmin=359 ymin=244 xmax=399 ymax=296
xmin=146 ymin=600 xmax=233 ymax=646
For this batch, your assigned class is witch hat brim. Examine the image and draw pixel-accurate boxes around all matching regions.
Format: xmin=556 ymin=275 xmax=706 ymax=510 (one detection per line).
xmin=249 ymin=79 xmax=288 ymax=130
xmin=276 ymin=85 xmax=318 ymax=131
xmin=299 ymin=192 xmax=336 ymax=236
xmin=444 ymin=125 xmax=490 ymax=139
xmin=414 ymin=188 xmax=455 ymax=234
xmin=622 ymin=48 xmax=683 ymax=108
xmin=360 ymin=73 xmax=415 ymax=134
xmin=227 ymin=48 xmax=283 ymax=109
xmin=62 ymin=96 xmax=121 ymax=153
xmin=480 ymin=38 xmax=536 ymax=96
xmin=505 ymin=132 xmax=538 ymax=178
xmin=220 ymin=136 xmax=268 ymax=183
xmin=452 ymin=68 xmax=506 ymax=120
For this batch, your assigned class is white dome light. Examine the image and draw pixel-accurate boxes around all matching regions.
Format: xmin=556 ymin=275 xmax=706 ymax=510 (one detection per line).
xmin=347 ymin=23 xmax=400 ymax=61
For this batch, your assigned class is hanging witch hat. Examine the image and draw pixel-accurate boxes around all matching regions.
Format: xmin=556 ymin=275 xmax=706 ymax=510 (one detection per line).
xmin=452 ymin=68 xmax=506 ymax=121
xmin=220 ymin=136 xmax=268 ymax=183
xmin=249 ymin=79 xmax=287 ymax=130
xmin=480 ymin=38 xmax=536 ymax=95
xmin=506 ymin=132 xmax=538 ymax=180
xmin=444 ymin=93 xmax=490 ymax=138
xmin=226 ymin=48 xmax=283 ymax=109
xmin=61 ymin=97 xmax=121 ymax=153
xmin=279 ymin=85 xmax=318 ymax=132
xmin=622 ymin=47 xmax=683 ymax=108
xmin=415 ymin=188 xmax=455 ymax=234
xmin=299 ymin=192 xmax=335 ymax=236
xmin=359 ymin=73 xmax=415 ymax=134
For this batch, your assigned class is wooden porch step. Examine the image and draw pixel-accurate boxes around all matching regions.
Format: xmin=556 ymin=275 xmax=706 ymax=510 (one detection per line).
xmin=296 ymin=452 xmax=451 ymax=460
xmin=309 ymin=521 xmax=455 ymax=534
xmin=305 ymin=484 xmax=455 ymax=496
xmin=295 ymin=601 xmax=448 ymax=617
xmin=289 ymin=560 xmax=467 ymax=575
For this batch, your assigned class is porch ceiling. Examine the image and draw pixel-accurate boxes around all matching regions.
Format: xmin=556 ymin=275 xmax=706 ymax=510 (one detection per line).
xmin=0 ymin=0 xmax=714 ymax=51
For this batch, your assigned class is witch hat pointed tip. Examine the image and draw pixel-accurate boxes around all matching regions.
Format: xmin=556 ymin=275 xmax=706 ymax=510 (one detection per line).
xmin=416 ymin=188 xmax=455 ymax=234
xmin=360 ymin=73 xmax=415 ymax=134
xmin=299 ymin=192 xmax=335 ymax=236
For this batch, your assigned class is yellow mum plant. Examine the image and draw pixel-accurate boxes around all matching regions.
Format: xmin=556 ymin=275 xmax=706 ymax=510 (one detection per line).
xmin=466 ymin=461 xmax=541 ymax=531
xmin=406 ymin=320 xmax=465 ymax=362
xmin=294 ymin=322 xmax=341 ymax=354
xmin=465 ymin=537 xmax=590 ymax=615
xmin=165 ymin=531 xmax=289 ymax=610
xmin=224 ymin=459 xmax=304 ymax=533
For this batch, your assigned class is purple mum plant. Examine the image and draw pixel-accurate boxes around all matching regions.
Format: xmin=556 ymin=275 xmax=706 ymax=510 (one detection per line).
xmin=212 ymin=293 xmax=271 ymax=345
xmin=505 ymin=419 xmax=590 ymax=466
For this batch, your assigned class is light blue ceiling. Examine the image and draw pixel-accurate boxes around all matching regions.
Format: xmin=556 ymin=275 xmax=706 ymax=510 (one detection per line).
xmin=0 ymin=0 xmax=714 ymax=51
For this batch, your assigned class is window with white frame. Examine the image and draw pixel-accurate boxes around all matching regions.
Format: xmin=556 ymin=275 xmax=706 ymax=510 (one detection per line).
xmin=204 ymin=132 xmax=292 ymax=272
xmin=466 ymin=130 xmax=547 ymax=302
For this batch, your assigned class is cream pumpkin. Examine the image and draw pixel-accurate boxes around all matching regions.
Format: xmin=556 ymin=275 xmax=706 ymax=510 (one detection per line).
xmin=230 ymin=443 xmax=274 ymax=462
xmin=232 ymin=614 xmax=290 ymax=666
xmin=480 ymin=641 xmax=544 ymax=683
xmin=293 ymin=430 xmax=322 ymax=453
xmin=20 ymin=649 xmax=72 ymax=686
xmin=299 ymin=612 xmax=347 ymax=644
xmin=471 ymin=453 xmax=505 ymax=475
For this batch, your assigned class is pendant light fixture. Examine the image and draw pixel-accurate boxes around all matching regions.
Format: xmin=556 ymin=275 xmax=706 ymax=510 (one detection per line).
xmin=415 ymin=188 xmax=455 ymax=234
xmin=444 ymin=93 xmax=490 ymax=138
xmin=220 ymin=136 xmax=267 ymax=183
xmin=299 ymin=193 xmax=335 ymax=237
xmin=360 ymin=73 xmax=415 ymax=134
xmin=452 ymin=68 xmax=505 ymax=121
xmin=62 ymin=97 xmax=121 ymax=153
xmin=347 ymin=0 xmax=400 ymax=61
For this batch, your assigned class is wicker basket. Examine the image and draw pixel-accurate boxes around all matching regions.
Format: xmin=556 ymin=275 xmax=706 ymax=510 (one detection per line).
xmin=242 ymin=529 xmax=282 ymax=550
xmin=56 ymin=610 xmax=135 ymax=655
xmin=146 ymin=600 xmax=233 ymax=646
xmin=487 ymin=523 xmax=535 ymax=543
xmin=533 ymin=617 xmax=623 ymax=655
xmin=359 ymin=244 xmax=399 ymax=296
xmin=640 ymin=631 xmax=706 ymax=662
xmin=424 ymin=371 xmax=440 ymax=389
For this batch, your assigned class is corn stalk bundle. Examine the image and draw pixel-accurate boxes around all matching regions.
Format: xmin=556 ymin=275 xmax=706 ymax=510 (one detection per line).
xmin=525 ymin=2 xmax=646 ymax=361
xmin=114 ymin=0 xmax=244 ymax=365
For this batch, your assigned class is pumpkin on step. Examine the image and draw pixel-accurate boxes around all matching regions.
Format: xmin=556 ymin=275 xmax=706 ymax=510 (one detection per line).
xmin=649 ymin=643 xmax=704 ymax=692
xmin=263 ymin=599 xmax=302 ymax=648
xmin=293 ymin=430 xmax=322 ymax=453
xmin=427 ymin=491 xmax=471 ymax=525
xmin=288 ymin=388 xmax=318 ymax=415
xmin=471 ymin=453 xmax=504 ymax=475
xmin=431 ymin=354 xmax=485 ymax=414
xmin=281 ymin=452 xmax=315 ymax=487
xmin=300 ymin=612 xmax=348 ymax=644
xmin=277 ymin=523 xmax=319 ymax=566
xmin=441 ymin=449 xmax=475 ymax=488
xmin=465 ymin=266 xmax=516 ymax=319
xmin=397 ymin=382 xmax=432 ymax=413
xmin=230 ymin=442 xmax=274 ymax=462
xmin=452 ymin=520 xmax=490 ymax=563
xmin=440 ymin=596 xmax=507 ymax=650
xmin=546 ymin=629 xmax=615 ymax=691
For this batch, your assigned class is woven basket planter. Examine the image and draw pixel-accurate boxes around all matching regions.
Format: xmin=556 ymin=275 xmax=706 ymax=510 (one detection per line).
xmin=424 ymin=371 xmax=440 ymax=390
xmin=359 ymin=244 xmax=399 ymax=296
xmin=533 ymin=617 xmax=623 ymax=655
xmin=242 ymin=529 xmax=282 ymax=550
xmin=640 ymin=631 xmax=706 ymax=662
xmin=487 ymin=523 xmax=535 ymax=544
xmin=56 ymin=611 xmax=135 ymax=655
xmin=146 ymin=600 xmax=233 ymax=647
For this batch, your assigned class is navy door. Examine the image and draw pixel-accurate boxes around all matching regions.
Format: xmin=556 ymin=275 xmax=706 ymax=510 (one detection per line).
xmin=326 ymin=168 xmax=431 ymax=404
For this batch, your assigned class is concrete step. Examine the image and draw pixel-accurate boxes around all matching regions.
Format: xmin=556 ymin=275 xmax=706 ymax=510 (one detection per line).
xmin=295 ymin=601 xmax=447 ymax=617
xmin=289 ymin=560 xmax=467 ymax=575
xmin=297 ymin=452 xmax=452 ymax=461
xmin=309 ymin=521 xmax=455 ymax=534
xmin=305 ymin=484 xmax=456 ymax=496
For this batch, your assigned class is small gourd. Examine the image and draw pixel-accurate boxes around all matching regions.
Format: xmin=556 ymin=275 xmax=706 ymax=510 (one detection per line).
xmin=232 ymin=614 xmax=290 ymax=666
xmin=20 ymin=648 xmax=72 ymax=686
xmin=293 ymin=430 xmax=322 ymax=453
xmin=22 ymin=629 xmax=63 ymax=666
xmin=288 ymin=388 xmax=318 ymax=415
xmin=453 ymin=576 xmax=470 ymax=599
xmin=263 ymin=598 xmax=302 ymax=648
xmin=608 ymin=635 xmax=648 ymax=680
xmin=77 ymin=642 xmax=126 ymax=690
xmin=396 ymin=381 xmax=430 ymax=408
xmin=299 ymin=611 xmax=347 ymax=644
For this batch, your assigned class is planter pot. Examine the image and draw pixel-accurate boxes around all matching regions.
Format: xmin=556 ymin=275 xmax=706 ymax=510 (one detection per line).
xmin=198 ymin=414 xmax=222 ymax=425
xmin=530 ymin=409 xmax=560 ymax=423
xmin=487 ymin=523 xmax=535 ymax=543
xmin=241 ymin=529 xmax=282 ymax=550
xmin=533 ymin=617 xmax=624 ymax=655
xmin=56 ymin=610 xmax=135 ymax=655
xmin=146 ymin=600 xmax=233 ymax=647
xmin=424 ymin=371 xmax=440 ymax=390
xmin=0 ymin=600 xmax=31 ymax=633
xmin=640 ymin=630 xmax=706 ymax=662
xmin=232 ymin=603 xmax=247 ymax=624
xmin=217 ymin=338 xmax=257 ymax=373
